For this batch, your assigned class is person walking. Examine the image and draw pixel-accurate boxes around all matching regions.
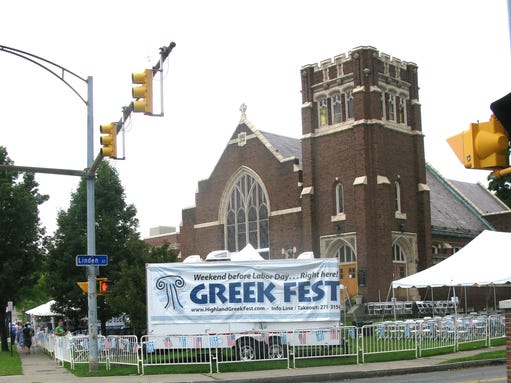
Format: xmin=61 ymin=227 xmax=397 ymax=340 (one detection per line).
xmin=22 ymin=322 xmax=34 ymax=355
xmin=16 ymin=322 xmax=24 ymax=351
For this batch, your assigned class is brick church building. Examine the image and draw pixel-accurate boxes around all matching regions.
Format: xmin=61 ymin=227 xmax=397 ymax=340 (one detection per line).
xmin=177 ymin=46 xmax=511 ymax=304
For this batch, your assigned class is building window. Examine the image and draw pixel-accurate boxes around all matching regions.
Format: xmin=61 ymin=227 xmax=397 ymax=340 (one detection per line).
xmin=398 ymin=97 xmax=407 ymax=124
xmin=395 ymin=181 xmax=402 ymax=213
xmin=335 ymin=183 xmax=344 ymax=215
xmin=332 ymin=93 xmax=342 ymax=123
xmin=392 ymin=243 xmax=407 ymax=279
xmin=336 ymin=245 xmax=356 ymax=263
xmin=318 ymin=97 xmax=328 ymax=127
xmin=225 ymin=173 xmax=269 ymax=256
xmin=345 ymin=90 xmax=354 ymax=120
xmin=387 ymin=93 xmax=396 ymax=121
xmin=392 ymin=243 xmax=405 ymax=262
xmin=380 ymin=92 xmax=386 ymax=120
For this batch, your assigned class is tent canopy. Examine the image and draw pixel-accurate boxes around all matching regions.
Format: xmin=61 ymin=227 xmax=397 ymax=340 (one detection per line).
xmin=25 ymin=300 xmax=61 ymax=317
xmin=392 ymin=230 xmax=511 ymax=289
xmin=231 ymin=244 xmax=265 ymax=261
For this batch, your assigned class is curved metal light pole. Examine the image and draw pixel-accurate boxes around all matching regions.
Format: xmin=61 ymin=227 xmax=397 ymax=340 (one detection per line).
xmin=0 ymin=45 xmax=100 ymax=370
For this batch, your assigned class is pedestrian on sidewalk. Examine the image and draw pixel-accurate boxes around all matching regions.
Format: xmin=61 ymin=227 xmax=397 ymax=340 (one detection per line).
xmin=16 ymin=322 xmax=24 ymax=351
xmin=22 ymin=322 xmax=34 ymax=355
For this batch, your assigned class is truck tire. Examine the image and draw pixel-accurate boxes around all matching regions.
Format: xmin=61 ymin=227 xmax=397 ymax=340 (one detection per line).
xmin=266 ymin=338 xmax=286 ymax=359
xmin=236 ymin=338 xmax=257 ymax=361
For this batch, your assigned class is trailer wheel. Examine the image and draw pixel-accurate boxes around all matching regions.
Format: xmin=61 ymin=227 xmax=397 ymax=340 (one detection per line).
xmin=236 ymin=338 xmax=257 ymax=361
xmin=266 ymin=338 xmax=285 ymax=359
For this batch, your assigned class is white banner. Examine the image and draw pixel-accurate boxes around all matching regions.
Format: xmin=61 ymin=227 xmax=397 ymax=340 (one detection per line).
xmin=146 ymin=259 xmax=340 ymax=324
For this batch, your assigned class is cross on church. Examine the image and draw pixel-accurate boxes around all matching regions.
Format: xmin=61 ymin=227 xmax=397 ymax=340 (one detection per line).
xmin=240 ymin=103 xmax=247 ymax=119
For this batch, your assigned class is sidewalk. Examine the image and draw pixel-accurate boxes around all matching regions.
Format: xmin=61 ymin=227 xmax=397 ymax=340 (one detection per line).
xmin=0 ymin=345 xmax=506 ymax=383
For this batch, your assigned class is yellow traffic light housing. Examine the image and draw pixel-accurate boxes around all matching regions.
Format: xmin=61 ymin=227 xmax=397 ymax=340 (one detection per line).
xmin=132 ymin=69 xmax=153 ymax=115
xmin=447 ymin=115 xmax=509 ymax=170
xmin=77 ymin=281 xmax=88 ymax=293
xmin=99 ymin=122 xmax=117 ymax=158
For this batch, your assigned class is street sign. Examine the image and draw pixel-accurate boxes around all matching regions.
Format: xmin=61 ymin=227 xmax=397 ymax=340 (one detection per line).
xmin=76 ymin=255 xmax=108 ymax=266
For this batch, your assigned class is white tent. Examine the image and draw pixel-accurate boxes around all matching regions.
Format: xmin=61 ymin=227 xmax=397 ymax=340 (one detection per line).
xmin=25 ymin=300 xmax=61 ymax=316
xmin=230 ymin=244 xmax=265 ymax=261
xmin=392 ymin=230 xmax=511 ymax=289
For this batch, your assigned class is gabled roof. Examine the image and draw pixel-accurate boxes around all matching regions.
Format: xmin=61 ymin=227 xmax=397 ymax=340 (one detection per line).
xmin=449 ymin=180 xmax=509 ymax=214
xmin=259 ymin=130 xmax=301 ymax=162
xmin=237 ymin=122 xmax=509 ymax=237
xmin=237 ymin=116 xmax=301 ymax=163
xmin=426 ymin=163 xmax=509 ymax=236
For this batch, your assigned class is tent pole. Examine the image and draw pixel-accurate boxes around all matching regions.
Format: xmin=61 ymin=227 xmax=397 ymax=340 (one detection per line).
xmin=431 ymin=288 xmax=435 ymax=316
xmin=493 ymin=284 xmax=497 ymax=313
xmin=464 ymin=287 xmax=467 ymax=314
xmin=392 ymin=287 xmax=396 ymax=321
xmin=453 ymin=286 xmax=458 ymax=319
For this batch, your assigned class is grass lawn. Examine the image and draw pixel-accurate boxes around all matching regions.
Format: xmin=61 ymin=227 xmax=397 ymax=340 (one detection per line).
xmin=442 ymin=349 xmax=506 ymax=364
xmin=0 ymin=344 xmax=22 ymax=376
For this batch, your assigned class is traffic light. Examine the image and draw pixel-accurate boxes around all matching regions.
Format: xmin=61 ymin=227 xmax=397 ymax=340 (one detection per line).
xmin=97 ymin=278 xmax=111 ymax=296
xmin=447 ymin=115 xmax=509 ymax=170
xmin=490 ymin=93 xmax=511 ymax=137
xmin=99 ymin=122 xmax=117 ymax=158
xmin=132 ymin=69 xmax=153 ymax=115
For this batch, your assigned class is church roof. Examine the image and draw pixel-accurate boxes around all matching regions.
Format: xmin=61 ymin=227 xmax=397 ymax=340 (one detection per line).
xmin=259 ymin=128 xmax=509 ymax=237
xmin=449 ymin=180 xmax=508 ymax=214
xmin=426 ymin=164 xmax=510 ymax=236
xmin=259 ymin=130 xmax=301 ymax=162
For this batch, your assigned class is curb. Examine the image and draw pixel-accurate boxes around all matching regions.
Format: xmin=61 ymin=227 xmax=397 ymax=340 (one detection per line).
xmin=181 ymin=359 xmax=507 ymax=383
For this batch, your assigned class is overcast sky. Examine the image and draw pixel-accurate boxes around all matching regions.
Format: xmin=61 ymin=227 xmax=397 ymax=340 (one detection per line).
xmin=1 ymin=0 xmax=510 ymax=238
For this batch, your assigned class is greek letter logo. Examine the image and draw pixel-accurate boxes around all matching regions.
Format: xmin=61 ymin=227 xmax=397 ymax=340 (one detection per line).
xmin=156 ymin=275 xmax=185 ymax=310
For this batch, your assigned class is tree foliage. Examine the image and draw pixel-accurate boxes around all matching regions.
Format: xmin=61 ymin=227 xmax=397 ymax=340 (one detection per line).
xmin=108 ymin=239 xmax=178 ymax=337
xmin=45 ymin=161 xmax=177 ymax=337
xmin=0 ymin=146 xmax=48 ymax=351
xmin=488 ymin=174 xmax=511 ymax=208
xmin=45 ymin=162 xmax=139 ymax=332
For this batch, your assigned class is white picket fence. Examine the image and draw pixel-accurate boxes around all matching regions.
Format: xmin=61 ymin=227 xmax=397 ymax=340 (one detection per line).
xmin=36 ymin=313 xmax=505 ymax=374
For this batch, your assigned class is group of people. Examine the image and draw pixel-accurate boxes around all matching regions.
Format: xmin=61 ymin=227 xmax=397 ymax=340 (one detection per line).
xmin=10 ymin=318 xmax=67 ymax=355
xmin=10 ymin=321 xmax=34 ymax=355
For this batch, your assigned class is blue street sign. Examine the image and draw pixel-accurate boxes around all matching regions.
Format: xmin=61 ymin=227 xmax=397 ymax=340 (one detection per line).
xmin=76 ymin=255 xmax=108 ymax=266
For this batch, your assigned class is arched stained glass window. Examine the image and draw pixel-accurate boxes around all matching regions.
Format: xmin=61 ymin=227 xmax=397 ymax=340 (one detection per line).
xmin=225 ymin=173 xmax=269 ymax=255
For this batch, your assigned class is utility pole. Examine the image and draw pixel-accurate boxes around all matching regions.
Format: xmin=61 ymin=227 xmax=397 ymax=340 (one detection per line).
xmin=0 ymin=42 xmax=175 ymax=371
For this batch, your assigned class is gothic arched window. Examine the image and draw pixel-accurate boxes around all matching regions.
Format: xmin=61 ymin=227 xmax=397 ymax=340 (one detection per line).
xmin=392 ymin=243 xmax=407 ymax=279
xmin=225 ymin=173 xmax=269 ymax=256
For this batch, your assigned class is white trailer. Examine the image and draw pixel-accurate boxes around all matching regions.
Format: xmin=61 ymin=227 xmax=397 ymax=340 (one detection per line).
xmin=146 ymin=257 xmax=342 ymax=359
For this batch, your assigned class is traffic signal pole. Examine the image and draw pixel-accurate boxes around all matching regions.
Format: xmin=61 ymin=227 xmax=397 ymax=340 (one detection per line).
xmin=0 ymin=42 xmax=176 ymax=371
xmin=86 ymin=76 xmax=99 ymax=370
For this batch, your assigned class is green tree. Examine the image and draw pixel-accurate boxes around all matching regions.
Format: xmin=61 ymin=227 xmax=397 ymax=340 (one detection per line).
xmin=488 ymin=174 xmax=511 ymax=208
xmin=109 ymin=239 xmax=178 ymax=337
xmin=0 ymin=146 xmax=48 ymax=351
xmin=46 ymin=162 xmax=139 ymax=333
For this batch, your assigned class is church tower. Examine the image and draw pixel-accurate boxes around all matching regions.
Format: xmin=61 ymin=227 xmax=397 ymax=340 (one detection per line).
xmin=299 ymin=46 xmax=432 ymax=301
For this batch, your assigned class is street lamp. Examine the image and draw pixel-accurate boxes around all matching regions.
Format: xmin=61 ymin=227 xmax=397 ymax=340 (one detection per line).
xmin=0 ymin=44 xmax=101 ymax=370
xmin=0 ymin=42 xmax=175 ymax=371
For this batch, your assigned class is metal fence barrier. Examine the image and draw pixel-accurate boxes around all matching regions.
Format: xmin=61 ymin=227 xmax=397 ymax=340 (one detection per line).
xmin=140 ymin=334 xmax=213 ymax=374
xmin=290 ymin=326 xmax=358 ymax=367
xmin=36 ymin=313 xmax=505 ymax=373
